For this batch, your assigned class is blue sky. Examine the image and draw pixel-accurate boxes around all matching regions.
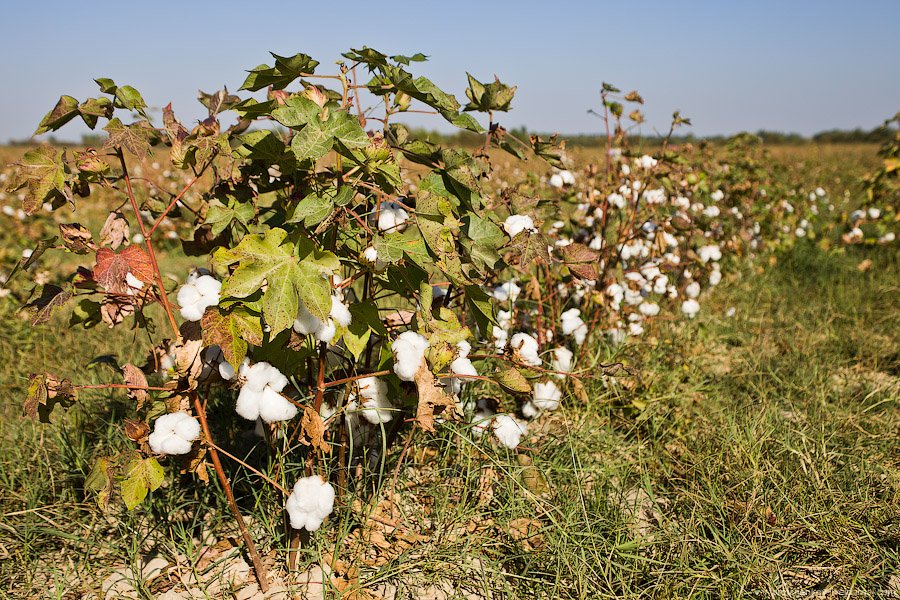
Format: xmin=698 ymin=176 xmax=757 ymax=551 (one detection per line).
xmin=2 ymin=0 xmax=898 ymax=141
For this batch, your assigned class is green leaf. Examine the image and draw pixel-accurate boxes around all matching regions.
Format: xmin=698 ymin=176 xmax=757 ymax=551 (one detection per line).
xmin=10 ymin=146 xmax=67 ymax=215
xmin=338 ymin=300 xmax=386 ymax=361
xmin=77 ymin=97 xmax=114 ymax=128
xmin=213 ymin=228 xmax=339 ymax=334
xmin=289 ymin=108 xmax=369 ymax=162
xmin=121 ymin=456 xmax=165 ymax=510
xmin=234 ymin=129 xmax=288 ymax=161
xmin=201 ymin=306 xmax=263 ymax=369
xmin=103 ymin=118 xmax=154 ymax=157
xmin=114 ymin=85 xmax=148 ymax=115
xmin=287 ymin=186 xmax=352 ymax=227
xmin=85 ymin=457 xmax=113 ymax=508
xmin=464 ymin=284 xmax=496 ymax=335
xmin=494 ymin=367 xmax=532 ymax=395
xmin=205 ymin=198 xmax=254 ymax=236
xmin=240 ymin=52 xmax=319 ymax=91
xmin=35 ymin=96 xmax=80 ymax=135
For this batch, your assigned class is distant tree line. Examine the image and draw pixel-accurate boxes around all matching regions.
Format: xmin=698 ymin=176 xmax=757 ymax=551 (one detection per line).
xmin=6 ymin=123 xmax=896 ymax=148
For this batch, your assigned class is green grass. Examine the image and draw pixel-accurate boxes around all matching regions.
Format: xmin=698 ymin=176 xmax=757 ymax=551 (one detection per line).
xmin=1 ymin=241 xmax=897 ymax=598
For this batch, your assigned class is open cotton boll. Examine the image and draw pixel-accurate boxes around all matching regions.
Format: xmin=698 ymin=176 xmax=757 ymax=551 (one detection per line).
xmin=560 ymin=308 xmax=588 ymax=345
xmin=353 ymin=376 xmax=393 ymax=424
xmin=551 ymin=347 xmax=573 ymax=377
xmin=492 ymin=414 xmax=528 ymax=449
xmin=177 ymin=274 xmax=221 ymax=322
xmin=236 ymin=361 xmax=296 ymax=423
xmin=548 ymin=173 xmax=564 ymax=189
xmin=532 ymin=380 xmax=562 ymax=412
xmin=629 ymin=322 xmax=644 ymax=336
xmin=711 ymin=189 xmax=725 ymax=202
xmin=293 ymin=296 xmax=351 ymax=343
xmin=681 ymin=299 xmax=700 ymax=318
xmin=148 ymin=412 xmax=201 ymax=455
xmin=392 ymin=331 xmax=429 ymax=381
xmin=522 ymin=401 xmax=540 ymax=419
xmin=638 ymin=155 xmax=658 ymax=169
xmin=639 ymin=302 xmax=660 ymax=317
xmin=444 ymin=340 xmax=479 ymax=395
xmin=702 ymin=205 xmax=721 ymax=218
xmin=377 ymin=201 xmax=409 ymax=232
xmin=124 ymin=273 xmax=145 ymax=296
xmin=510 ymin=332 xmax=541 ymax=366
xmin=652 ymin=275 xmax=669 ymax=295
xmin=492 ymin=280 xmax=521 ymax=303
xmin=286 ymin=475 xmax=335 ymax=531
xmin=709 ymin=268 xmax=722 ymax=286
xmin=698 ymin=245 xmax=722 ymax=263
xmin=607 ymin=193 xmax=626 ymax=209
xmin=503 ymin=214 xmax=537 ymax=238
xmin=685 ymin=281 xmax=701 ymax=299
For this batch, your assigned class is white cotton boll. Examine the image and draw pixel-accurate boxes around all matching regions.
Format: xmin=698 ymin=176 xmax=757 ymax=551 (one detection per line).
xmin=698 ymin=245 xmax=722 ymax=263
xmin=560 ymin=170 xmax=576 ymax=185
xmin=681 ymin=299 xmax=700 ymax=318
xmin=685 ymin=281 xmax=701 ymax=299
xmin=377 ymin=201 xmax=410 ymax=232
xmin=621 ymin=164 xmax=631 ymax=176
xmin=642 ymin=188 xmax=666 ymax=205
xmin=492 ymin=414 xmax=528 ymax=449
xmin=711 ymin=189 xmax=725 ymax=202
xmin=363 ymin=246 xmax=379 ymax=262
xmin=510 ymin=332 xmax=541 ymax=366
xmin=218 ymin=359 xmax=235 ymax=381
xmin=629 ymin=322 xmax=644 ymax=336
xmin=867 ymin=208 xmax=881 ymax=219
xmin=392 ymin=331 xmax=429 ymax=381
xmin=522 ymin=401 xmax=540 ymax=419
xmin=503 ymin=214 xmax=537 ymax=238
xmin=551 ymin=347 xmax=573 ymax=377
xmin=624 ymin=288 xmax=644 ymax=306
xmin=703 ymin=205 xmax=720 ymax=218
xmin=878 ymin=232 xmax=896 ymax=244
xmin=709 ymin=269 xmax=722 ymax=286
xmin=237 ymin=362 xmax=295 ymax=423
xmin=589 ymin=235 xmax=605 ymax=250
xmin=795 ymin=228 xmax=806 ymax=238
xmin=549 ymin=173 xmax=564 ymax=188
xmin=608 ymin=193 xmax=626 ymax=209
xmin=653 ymin=275 xmax=669 ymax=295
xmin=177 ymin=274 xmax=221 ymax=322
xmin=125 ymin=272 xmax=145 ymax=296
xmin=330 ymin=296 xmax=352 ymax=328
xmin=493 ymin=327 xmax=509 ymax=352
xmin=353 ymin=376 xmax=393 ymax=424
xmin=639 ymin=302 xmax=660 ymax=317
xmin=674 ymin=196 xmax=691 ymax=210
xmin=286 ymin=476 xmax=335 ymax=531
xmin=726 ymin=307 xmax=737 ymax=317
xmin=492 ymin=280 xmax=521 ymax=304
xmin=148 ymin=412 xmax=201 ymax=456
xmin=532 ymin=380 xmax=562 ymax=412
xmin=815 ymin=187 xmax=826 ymax=197
xmin=293 ymin=304 xmax=324 ymax=335
xmin=638 ymin=155 xmax=658 ymax=169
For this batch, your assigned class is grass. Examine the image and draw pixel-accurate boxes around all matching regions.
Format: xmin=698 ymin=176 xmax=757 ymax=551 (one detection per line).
xmin=0 ymin=143 xmax=897 ymax=598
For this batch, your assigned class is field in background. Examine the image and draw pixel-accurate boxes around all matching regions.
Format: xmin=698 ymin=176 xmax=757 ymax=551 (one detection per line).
xmin=0 ymin=143 xmax=897 ymax=598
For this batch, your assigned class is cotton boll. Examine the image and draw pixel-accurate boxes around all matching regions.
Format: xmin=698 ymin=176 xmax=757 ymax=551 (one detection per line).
xmin=521 ymin=401 xmax=540 ymax=419
xmin=148 ymin=412 xmax=201 ymax=455
xmin=353 ymin=376 xmax=393 ymax=424
xmin=560 ymin=308 xmax=588 ymax=345
xmin=377 ymin=201 xmax=410 ymax=232
xmin=330 ymin=296 xmax=352 ymax=327
xmin=624 ymin=288 xmax=644 ymax=306
xmin=177 ymin=274 xmax=221 ymax=322
xmin=652 ymin=275 xmax=669 ymax=295
xmin=685 ymin=281 xmax=701 ymax=299
xmin=236 ymin=362 xmax=295 ymax=423
xmin=628 ymin=322 xmax=644 ymax=336
xmin=293 ymin=304 xmax=325 ymax=336
xmin=698 ymin=245 xmax=722 ymax=263
xmin=392 ymin=331 xmax=429 ymax=381
xmin=639 ymin=302 xmax=660 ymax=317
xmin=549 ymin=173 xmax=564 ymax=188
xmin=709 ymin=269 xmax=722 ymax=286
xmin=681 ymin=299 xmax=700 ymax=318
xmin=124 ymin=272 xmax=145 ymax=296
xmin=510 ymin=332 xmax=541 ymax=366
xmin=711 ymin=189 xmax=725 ymax=202
xmin=608 ymin=193 xmax=626 ymax=209
xmin=503 ymin=214 xmax=537 ymax=238
xmin=286 ymin=476 xmax=335 ymax=531
xmin=532 ymin=380 xmax=562 ymax=411
xmin=726 ymin=307 xmax=737 ymax=317
xmin=560 ymin=170 xmax=576 ymax=185
xmin=492 ymin=414 xmax=528 ymax=449
xmin=702 ymin=205 xmax=720 ymax=218
xmin=551 ymin=347 xmax=573 ymax=377
xmin=867 ymin=207 xmax=881 ymax=219
xmin=492 ymin=280 xmax=522 ymax=303
xmin=638 ymin=155 xmax=658 ymax=169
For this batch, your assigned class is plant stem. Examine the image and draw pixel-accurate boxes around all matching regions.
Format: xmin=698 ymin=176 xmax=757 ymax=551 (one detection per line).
xmin=192 ymin=395 xmax=270 ymax=592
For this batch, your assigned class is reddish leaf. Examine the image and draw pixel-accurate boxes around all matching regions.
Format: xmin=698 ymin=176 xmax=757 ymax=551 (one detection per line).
xmin=561 ymin=243 xmax=602 ymax=280
xmin=93 ymin=245 xmax=154 ymax=294
xmin=122 ymin=363 xmax=149 ymax=409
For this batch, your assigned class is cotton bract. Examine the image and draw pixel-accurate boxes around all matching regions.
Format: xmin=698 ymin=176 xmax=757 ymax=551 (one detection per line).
xmin=148 ymin=412 xmax=200 ymax=455
xmin=177 ymin=274 xmax=221 ymax=321
xmin=236 ymin=361 xmax=297 ymax=423
xmin=392 ymin=331 xmax=429 ymax=381
xmin=286 ymin=476 xmax=335 ymax=531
